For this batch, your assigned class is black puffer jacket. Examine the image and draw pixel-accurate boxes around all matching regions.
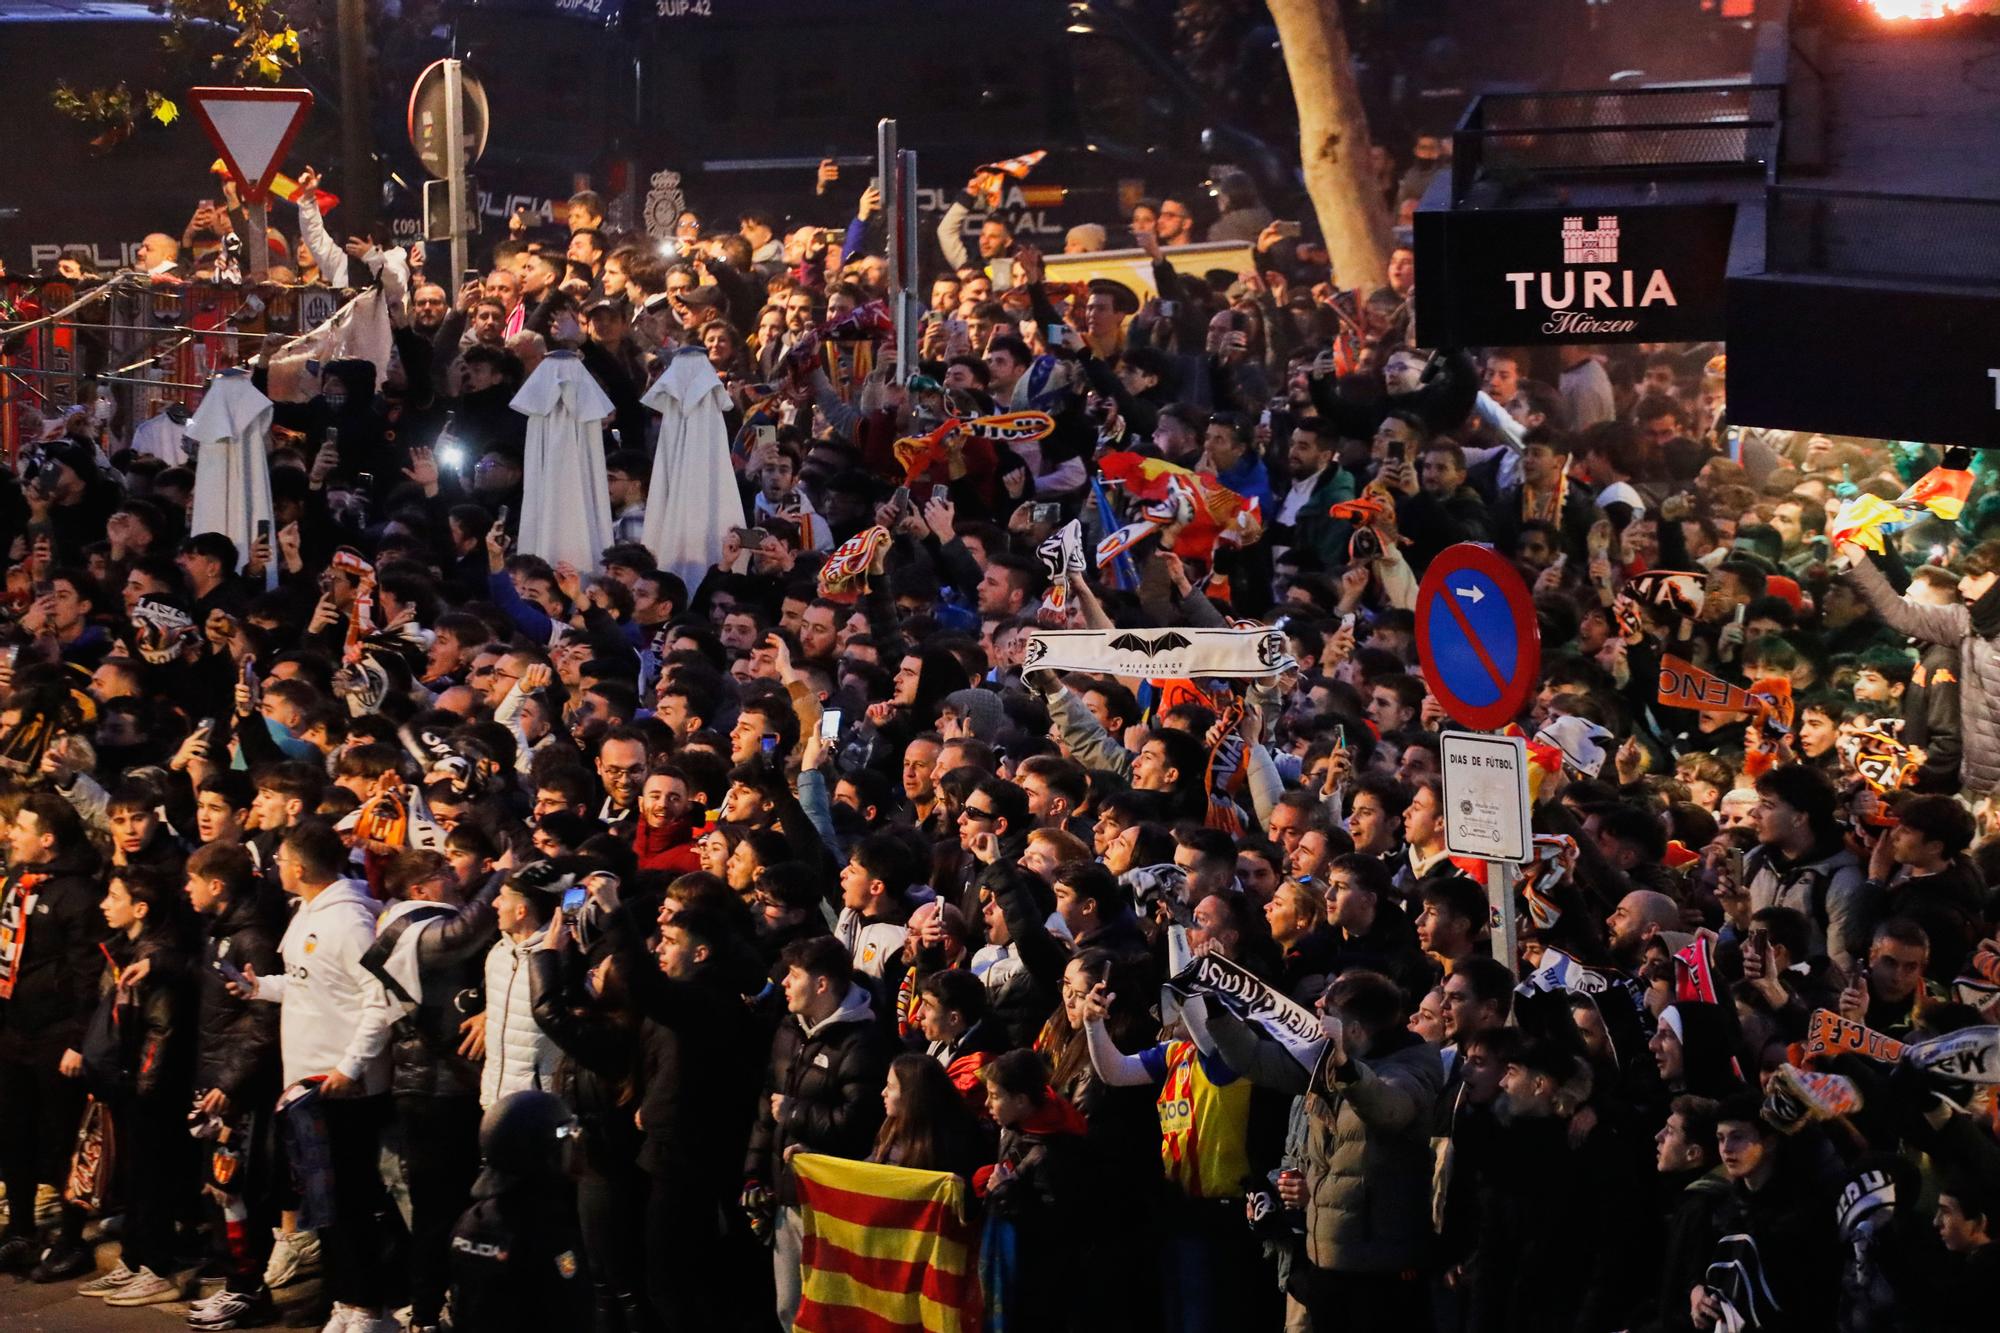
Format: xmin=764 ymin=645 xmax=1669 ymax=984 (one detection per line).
xmin=195 ymin=890 xmax=282 ymax=1103
xmin=744 ymin=983 xmax=895 ymax=1205
xmin=0 ymin=845 xmax=107 ymax=1060
xmin=360 ymin=897 xmax=498 ymax=1101
xmin=527 ymin=947 xmax=641 ymax=1178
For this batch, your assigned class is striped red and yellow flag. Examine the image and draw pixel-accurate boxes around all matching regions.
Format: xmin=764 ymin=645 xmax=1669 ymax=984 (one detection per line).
xmin=792 ymin=1153 xmax=981 ymax=1333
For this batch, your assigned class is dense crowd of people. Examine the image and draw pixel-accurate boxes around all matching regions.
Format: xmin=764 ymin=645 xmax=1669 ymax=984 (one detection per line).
xmin=0 ymin=138 xmax=1997 ymax=1333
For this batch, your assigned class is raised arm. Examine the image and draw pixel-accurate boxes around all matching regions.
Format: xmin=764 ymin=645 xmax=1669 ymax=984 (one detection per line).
xmin=1843 ymin=548 xmax=1970 ymax=646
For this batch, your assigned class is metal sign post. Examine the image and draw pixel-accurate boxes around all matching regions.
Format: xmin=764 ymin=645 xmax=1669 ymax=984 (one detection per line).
xmin=442 ymin=58 xmax=470 ymax=289
xmin=245 ymin=198 xmax=270 ymax=281
xmin=1440 ymin=729 xmax=1532 ymax=968
xmin=896 ymin=148 xmax=919 ymax=377
xmin=1490 ymin=862 xmax=1519 ymax=969
xmin=877 ymin=119 xmax=908 ymax=378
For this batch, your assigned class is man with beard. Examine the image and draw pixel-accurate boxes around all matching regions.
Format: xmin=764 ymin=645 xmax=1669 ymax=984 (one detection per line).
xmin=1605 ymin=889 xmax=1682 ymax=973
xmin=1273 ymin=420 xmax=1355 ymax=568
xmin=410 ymin=283 xmax=450 ymax=337
xmin=593 ymin=727 xmax=649 ymax=833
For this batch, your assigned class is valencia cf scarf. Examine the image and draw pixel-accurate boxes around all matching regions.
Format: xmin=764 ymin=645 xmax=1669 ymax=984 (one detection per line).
xmin=818 ymin=526 xmax=892 ymax=605
xmin=1517 ymin=835 xmax=1578 ymax=932
xmin=1035 ymin=520 xmax=1085 ymax=624
xmin=1675 ymin=935 xmax=1720 ymax=1005
xmin=1803 ymin=1008 xmax=1904 ymax=1064
xmin=1762 ymin=1064 xmax=1862 ymax=1134
xmin=971 ymin=149 xmax=1047 ymax=208
xmin=0 ymin=872 xmax=49 ymax=1000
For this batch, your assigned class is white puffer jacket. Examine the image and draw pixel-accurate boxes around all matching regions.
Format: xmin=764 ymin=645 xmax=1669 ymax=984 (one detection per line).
xmin=479 ymin=933 xmax=557 ymax=1108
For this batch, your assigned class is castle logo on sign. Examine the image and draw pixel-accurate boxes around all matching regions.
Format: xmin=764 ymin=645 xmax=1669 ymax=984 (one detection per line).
xmin=1562 ymin=215 xmax=1618 ymax=264
xmin=1504 ymin=212 xmax=1675 ymax=338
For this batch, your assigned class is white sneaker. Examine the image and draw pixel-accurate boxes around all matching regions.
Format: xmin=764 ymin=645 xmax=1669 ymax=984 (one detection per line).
xmin=104 ymin=1267 xmax=182 ymax=1306
xmin=77 ymin=1262 xmax=140 ymax=1297
xmin=323 ymin=1304 xmax=397 ymax=1333
xmin=188 ymin=1286 xmax=277 ymax=1330
xmin=265 ymin=1226 xmax=322 ymax=1287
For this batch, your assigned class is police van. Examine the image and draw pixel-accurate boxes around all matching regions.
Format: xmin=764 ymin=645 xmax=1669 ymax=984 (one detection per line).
xmin=425 ymin=0 xmax=1296 ymax=252
xmin=0 ymin=0 xmax=275 ymax=272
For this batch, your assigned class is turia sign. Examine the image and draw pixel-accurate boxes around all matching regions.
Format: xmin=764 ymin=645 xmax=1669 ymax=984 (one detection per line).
xmin=1415 ymin=202 xmax=1736 ymax=347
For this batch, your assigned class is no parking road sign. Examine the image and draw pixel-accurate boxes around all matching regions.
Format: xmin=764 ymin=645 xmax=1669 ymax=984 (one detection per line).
xmin=1415 ymin=543 xmax=1540 ymax=731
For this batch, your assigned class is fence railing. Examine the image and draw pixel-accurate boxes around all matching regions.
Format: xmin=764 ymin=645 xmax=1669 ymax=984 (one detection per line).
xmin=0 ymin=277 xmax=340 ymax=461
xmin=1762 ymin=185 xmax=2000 ymax=288
xmin=1450 ymin=84 xmax=1785 ymax=203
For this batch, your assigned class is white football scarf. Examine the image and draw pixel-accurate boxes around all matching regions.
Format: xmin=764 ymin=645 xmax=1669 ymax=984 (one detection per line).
xmin=1024 ymin=626 xmax=1294 ymax=679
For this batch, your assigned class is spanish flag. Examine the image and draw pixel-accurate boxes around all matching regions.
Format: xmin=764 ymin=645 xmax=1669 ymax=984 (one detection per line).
xmin=793 ymin=1153 xmax=982 ymax=1333
xmin=1896 ymin=446 xmax=1974 ymax=523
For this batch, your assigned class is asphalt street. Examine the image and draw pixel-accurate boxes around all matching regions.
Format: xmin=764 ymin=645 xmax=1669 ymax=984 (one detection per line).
xmin=0 ymin=1240 xmax=327 ymax=1330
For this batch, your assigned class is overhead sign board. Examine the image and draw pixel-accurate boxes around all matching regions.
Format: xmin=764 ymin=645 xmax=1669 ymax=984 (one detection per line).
xmin=1414 ymin=203 xmax=1736 ymax=346
xmin=1727 ymin=274 xmax=2000 ymax=448
xmin=1415 ymin=543 xmax=1541 ymax=732
xmin=1441 ymin=731 xmax=1532 ymax=863
xmin=188 ymin=87 xmax=314 ymax=205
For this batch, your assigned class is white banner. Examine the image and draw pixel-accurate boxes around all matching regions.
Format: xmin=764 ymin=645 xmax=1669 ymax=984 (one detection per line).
xmin=1024 ymin=626 xmax=1294 ymax=679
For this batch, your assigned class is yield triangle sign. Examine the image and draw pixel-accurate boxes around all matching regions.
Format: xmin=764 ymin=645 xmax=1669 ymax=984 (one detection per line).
xmin=188 ymin=87 xmax=314 ymax=204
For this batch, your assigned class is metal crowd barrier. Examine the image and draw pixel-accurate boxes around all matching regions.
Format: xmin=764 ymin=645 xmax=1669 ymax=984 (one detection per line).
xmin=0 ymin=278 xmax=341 ymax=462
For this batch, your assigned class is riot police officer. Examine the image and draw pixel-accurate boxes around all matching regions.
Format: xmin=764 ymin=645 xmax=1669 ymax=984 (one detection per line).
xmin=447 ymin=1090 xmax=589 ymax=1331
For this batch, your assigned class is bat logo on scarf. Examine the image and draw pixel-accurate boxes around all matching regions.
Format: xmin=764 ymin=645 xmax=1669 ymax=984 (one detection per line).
xmin=1110 ymin=632 xmax=1193 ymax=658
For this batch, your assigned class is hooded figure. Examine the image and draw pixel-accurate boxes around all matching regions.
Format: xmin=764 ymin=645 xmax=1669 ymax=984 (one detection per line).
xmin=640 ymin=346 xmax=738 ymax=599
xmin=942 ymin=687 xmax=1006 ymax=745
xmin=511 ymin=351 xmax=617 ymax=576
xmin=858 ymin=646 xmax=971 ymax=783
xmin=187 ymin=370 xmax=277 ymax=585
xmin=907 ymin=646 xmax=972 ymax=728
xmin=1654 ymin=1002 xmax=1745 ymax=1099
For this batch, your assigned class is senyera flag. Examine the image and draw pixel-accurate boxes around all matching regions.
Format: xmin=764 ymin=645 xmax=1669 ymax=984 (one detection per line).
xmin=792 ymin=1152 xmax=981 ymax=1333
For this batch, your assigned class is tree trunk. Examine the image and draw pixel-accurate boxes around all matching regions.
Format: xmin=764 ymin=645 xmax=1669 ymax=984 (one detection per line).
xmin=1265 ymin=0 xmax=1395 ymax=294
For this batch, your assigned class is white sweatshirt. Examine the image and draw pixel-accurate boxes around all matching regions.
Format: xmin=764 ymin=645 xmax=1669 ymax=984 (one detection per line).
xmin=251 ymin=878 xmax=391 ymax=1092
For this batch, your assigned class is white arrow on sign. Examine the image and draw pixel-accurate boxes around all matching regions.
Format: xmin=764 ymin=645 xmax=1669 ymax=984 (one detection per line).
xmin=1455 ymin=585 xmax=1485 ymax=604
xmin=188 ymin=87 xmax=314 ymax=204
